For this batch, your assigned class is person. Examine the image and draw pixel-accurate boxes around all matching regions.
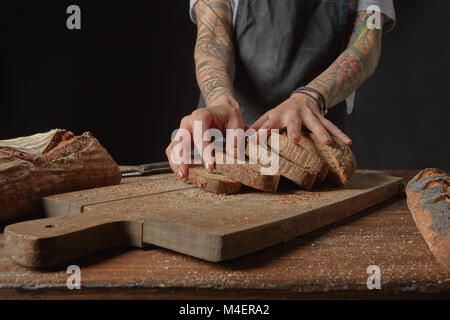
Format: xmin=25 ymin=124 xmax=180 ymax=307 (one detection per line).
xmin=166 ymin=0 xmax=395 ymax=178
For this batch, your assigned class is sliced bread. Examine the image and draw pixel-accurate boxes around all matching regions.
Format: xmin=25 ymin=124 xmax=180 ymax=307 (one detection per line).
xmin=187 ymin=165 xmax=242 ymax=195
xmin=214 ymin=151 xmax=280 ymax=192
xmin=246 ymin=142 xmax=317 ymax=190
xmin=307 ymin=132 xmax=356 ymax=186
xmin=268 ymin=132 xmax=328 ymax=182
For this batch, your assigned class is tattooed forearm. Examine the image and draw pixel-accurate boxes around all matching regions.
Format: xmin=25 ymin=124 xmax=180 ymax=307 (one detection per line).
xmin=194 ymin=0 xmax=236 ymax=106
xmin=308 ymin=12 xmax=383 ymax=108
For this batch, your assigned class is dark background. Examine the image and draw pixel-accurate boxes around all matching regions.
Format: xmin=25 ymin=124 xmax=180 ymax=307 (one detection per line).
xmin=1 ymin=1 xmax=448 ymax=169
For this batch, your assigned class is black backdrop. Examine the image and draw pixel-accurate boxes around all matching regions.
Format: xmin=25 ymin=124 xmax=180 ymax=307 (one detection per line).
xmin=1 ymin=1 xmax=448 ymax=169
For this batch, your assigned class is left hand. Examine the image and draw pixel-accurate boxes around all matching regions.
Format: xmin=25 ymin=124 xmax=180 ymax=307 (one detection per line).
xmin=250 ymin=93 xmax=352 ymax=145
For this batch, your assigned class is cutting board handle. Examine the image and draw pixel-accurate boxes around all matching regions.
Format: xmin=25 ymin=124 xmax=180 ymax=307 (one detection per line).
xmin=4 ymin=213 xmax=143 ymax=268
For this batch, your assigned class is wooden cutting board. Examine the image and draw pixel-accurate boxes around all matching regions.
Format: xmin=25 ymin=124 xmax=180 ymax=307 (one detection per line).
xmin=4 ymin=170 xmax=403 ymax=267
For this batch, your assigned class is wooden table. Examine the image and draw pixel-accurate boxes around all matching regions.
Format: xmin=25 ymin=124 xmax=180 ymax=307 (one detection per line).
xmin=0 ymin=170 xmax=449 ymax=299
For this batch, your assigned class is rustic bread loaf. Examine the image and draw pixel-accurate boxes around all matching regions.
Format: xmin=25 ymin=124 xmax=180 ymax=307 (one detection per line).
xmin=406 ymin=168 xmax=450 ymax=271
xmin=187 ymin=165 xmax=242 ymax=194
xmin=268 ymin=132 xmax=328 ymax=182
xmin=214 ymin=151 xmax=280 ymax=192
xmin=0 ymin=129 xmax=121 ymax=221
xmin=307 ymin=133 xmax=356 ymax=186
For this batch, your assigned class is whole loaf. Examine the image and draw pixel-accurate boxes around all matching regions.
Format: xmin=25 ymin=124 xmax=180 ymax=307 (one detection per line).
xmin=0 ymin=129 xmax=121 ymax=221
xmin=406 ymin=168 xmax=450 ymax=271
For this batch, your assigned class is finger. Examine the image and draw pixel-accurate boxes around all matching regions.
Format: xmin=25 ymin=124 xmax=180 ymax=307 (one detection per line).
xmin=319 ymin=117 xmax=352 ymax=145
xmin=226 ymin=120 xmax=246 ymax=161
xmin=249 ymin=113 xmax=269 ymax=131
xmin=165 ymin=142 xmax=179 ymax=175
xmin=202 ymin=129 xmax=217 ymax=172
xmin=300 ymin=110 xmax=332 ymax=144
xmin=190 ymin=109 xmax=215 ymax=171
xmin=166 ymin=138 xmax=190 ymax=180
xmin=286 ymin=116 xmax=302 ymax=144
xmin=248 ymin=114 xmax=269 ymax=145
xmin=176 ymin=117 xmax=195 ymax=178
xmin=258 ymin=118 xmax=281 ymax=145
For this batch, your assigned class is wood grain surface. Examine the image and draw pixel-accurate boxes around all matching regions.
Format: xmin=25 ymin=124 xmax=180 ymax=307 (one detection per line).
xmin=6 ymin=170 xmax=401 ymax=267
xmin=0 ymin=170 xmax=449 ymax=299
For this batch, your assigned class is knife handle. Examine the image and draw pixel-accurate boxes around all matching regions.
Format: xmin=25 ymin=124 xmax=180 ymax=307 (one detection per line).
xmin=139 ymin=161 xmax=172 ymax=174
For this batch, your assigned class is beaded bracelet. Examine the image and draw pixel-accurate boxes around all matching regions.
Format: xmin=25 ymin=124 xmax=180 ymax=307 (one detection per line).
xmin=290 ymin=86 xmax=328 ymax=116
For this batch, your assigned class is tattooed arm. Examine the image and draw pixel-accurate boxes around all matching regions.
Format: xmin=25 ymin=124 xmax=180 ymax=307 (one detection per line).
xmin=251 ymin=11 xmax=383 ymax=145
xmin=307 ymin=11 xmax=384 ymax=109
xmin=166 ymin=0 xmax=244 ymax=178
xmin=194 ymin=0 xmax=237 ymax=108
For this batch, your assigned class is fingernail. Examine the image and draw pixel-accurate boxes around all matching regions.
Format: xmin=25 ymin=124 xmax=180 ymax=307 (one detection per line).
xmin=324 ymin=133 xmax=331 ymax=143
xmin=204 ymin=162 xmax=212 ymax=173
xmin=292 ymin=135 xmax=299 ymax=144
xmin=178 ymin=168 xmax=184 ymax=178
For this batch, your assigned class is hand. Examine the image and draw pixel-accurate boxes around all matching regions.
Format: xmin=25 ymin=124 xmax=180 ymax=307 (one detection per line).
xmin=166 ymin=98 xmax=244 ymax=179
xmin=250 ymin=93 xmax=352 ymax=145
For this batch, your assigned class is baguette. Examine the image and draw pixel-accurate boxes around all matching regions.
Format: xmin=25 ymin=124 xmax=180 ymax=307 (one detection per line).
xmin=0 ymin=129 xmax=121 ymax=221
xmin=406 ymin=168 xmax=450 ymax=271
xmin=187 ymin=165 xmax=242 ymax=195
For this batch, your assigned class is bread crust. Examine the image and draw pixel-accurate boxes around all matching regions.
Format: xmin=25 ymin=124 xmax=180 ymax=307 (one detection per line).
xmin=406 ymin=168 xmax=450 ymax=271
xmin=247 ymin=141 xmax=317 ymax=189
xmin=214 ymin=152 xmax=280 ymax=192
xmin=307 ymin=133 xmax=356 ymax=186
xmin=187 ymin=165 xmax=242 ymax=194
xmin=0 ymin=129 xmax=121 ymax=221
xmin=268 ymin=132 xmax=328 ymax=180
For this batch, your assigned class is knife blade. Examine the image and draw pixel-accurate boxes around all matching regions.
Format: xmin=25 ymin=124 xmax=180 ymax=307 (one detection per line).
xmin=121 ymin=161 xmax=172 ymax=177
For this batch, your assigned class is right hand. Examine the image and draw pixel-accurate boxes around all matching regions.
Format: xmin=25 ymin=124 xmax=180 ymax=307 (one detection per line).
xmin=166 ymin=99 xmax=244 ymax=179
xmin=250 ymin=93 xmax=352 ymax=146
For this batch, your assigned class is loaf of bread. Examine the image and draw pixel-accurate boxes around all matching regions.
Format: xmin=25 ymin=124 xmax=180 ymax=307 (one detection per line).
xmin=0 ymin=129 xmax=121 ymax=221
xmin=187 ymin=165 xmax=242 ymax=194
xmin=406 ymin=168 xmax=450 ymax=271
xmin=189 ymin=131 xmax=355 ymax=192
xmin=307 ymin=132 xmax=356 ymax=186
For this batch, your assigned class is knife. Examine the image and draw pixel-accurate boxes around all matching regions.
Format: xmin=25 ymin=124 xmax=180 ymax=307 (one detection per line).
xmin=121 ymin=161 xmax=172 ymax=177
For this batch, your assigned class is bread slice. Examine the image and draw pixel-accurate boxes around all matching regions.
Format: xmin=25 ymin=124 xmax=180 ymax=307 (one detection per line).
xmin=294 ymin=133 xmax=329 ymax=181
xmin=246 ymin=142 xmax=317 ymax=190
xmin=268 ymin=132 xmax=328 ymax=182
xmin=0 ymin=129 xmax=121 ymax=221
xmin=214 ymin=151 xmax=280 ymax=192
xmin=307 ymin=132 xmax=356 ymax=186
xmin=406 ymin=168 xmax=450 ymax=271
xmin=187 ymin=165 xmax=242 ymax=195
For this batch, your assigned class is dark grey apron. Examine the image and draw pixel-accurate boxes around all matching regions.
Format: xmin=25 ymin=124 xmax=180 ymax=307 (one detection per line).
xmin=197 ymin=0 xmax=354 ymax=131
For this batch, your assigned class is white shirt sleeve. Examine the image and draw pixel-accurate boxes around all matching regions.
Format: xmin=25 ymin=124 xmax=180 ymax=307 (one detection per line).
xmin=189 ymin=0 xmax=238 ymax=26
xmin=357 ymin=0 xmax=396 ymax=33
